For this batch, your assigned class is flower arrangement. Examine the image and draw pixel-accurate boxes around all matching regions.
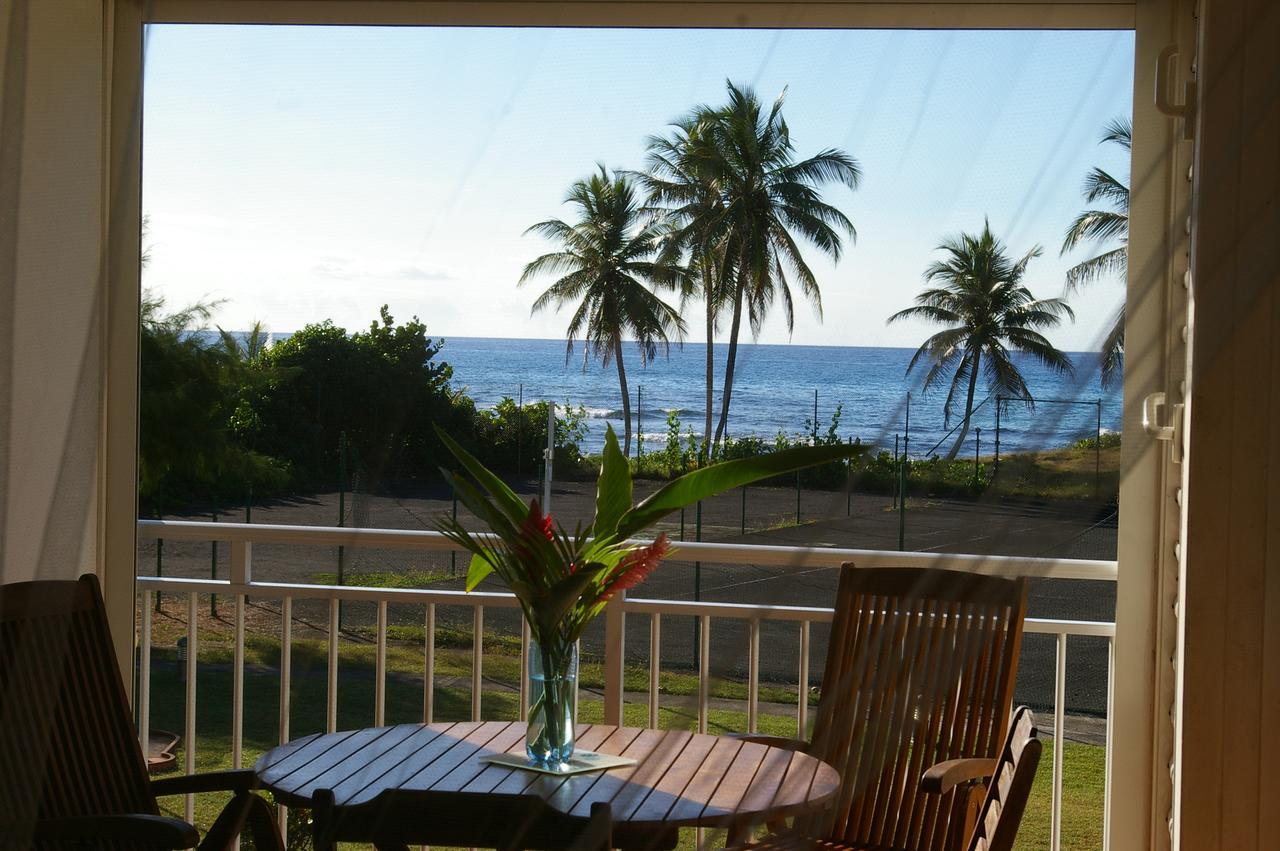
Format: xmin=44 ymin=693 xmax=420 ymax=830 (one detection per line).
xmin=435 ymin=423 xmax=862 ymax=769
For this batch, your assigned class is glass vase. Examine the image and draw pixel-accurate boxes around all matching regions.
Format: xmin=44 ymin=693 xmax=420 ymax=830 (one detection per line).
xmin=526 ymin=639 xmax=578 ymax=770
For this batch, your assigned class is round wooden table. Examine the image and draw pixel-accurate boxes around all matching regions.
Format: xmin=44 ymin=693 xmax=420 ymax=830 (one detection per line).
xmin=255 ymin=721 xmax=839 ymax=849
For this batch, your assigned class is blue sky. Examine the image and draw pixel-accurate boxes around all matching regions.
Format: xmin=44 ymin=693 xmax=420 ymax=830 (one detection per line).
xmin=141 ymin=25 xmax=1133 ymax=350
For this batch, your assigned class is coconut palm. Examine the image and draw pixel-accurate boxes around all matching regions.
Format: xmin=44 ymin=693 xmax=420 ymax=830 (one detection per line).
xmin=521 ymin=166 xmax=686 ymax=457
xmin=890 ymin=222 xmax=1076 ymax=460
xmin=638 ymin=114 xmax=735 ymax=461
xmin=1061 ymin=117 xmax=1130 ymax=387
xmin=647 ymin=82 xmax=860 ymax=456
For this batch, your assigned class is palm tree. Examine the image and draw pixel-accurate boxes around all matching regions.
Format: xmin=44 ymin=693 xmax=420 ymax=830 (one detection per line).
xmin=890 ymin=222 xmax=1076 ymax=460
xmin=695 ymin=82 xmax=860 ymax=454
xmin=520 ymin=166 xmax=686 ymax=457
xmin=639 ymin=114 xmax=735 ymax=461
xmin=1061 ymin=117 xmax=1130 ymax=387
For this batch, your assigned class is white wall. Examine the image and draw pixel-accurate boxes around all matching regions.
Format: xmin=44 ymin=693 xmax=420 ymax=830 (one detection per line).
xmin=0 ymin=0 xmax=109 ymax=586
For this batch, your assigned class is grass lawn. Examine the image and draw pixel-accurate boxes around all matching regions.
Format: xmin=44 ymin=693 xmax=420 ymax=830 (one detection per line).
xmin=144 ymin=629 xmax=1104 ymax=851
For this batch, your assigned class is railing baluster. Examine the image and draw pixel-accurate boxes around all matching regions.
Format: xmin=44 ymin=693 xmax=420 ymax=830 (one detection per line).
xmin=472 ymin=606 xmax=484 ymax=722
xmin=798 ymin=620 xmax=810 ymax=739
xmin=278 ymin=596 xmax=292 ymax=842
xmin=375 ymin=600 xmax=388 ymax=726
xmin=1103 ymin=636 xmax=1115 ymax=851
xmin=279 ymin=597 xmax=292 ymax=743
xmin=748 ymin=618 xmax=760 ymax=733
xmin=233 ymin=592 xmax=245 ymax=769
xmin=603 ymin=594 xmax=625 ymax=725
xmin=1052 ymin=632 xmax=1068 ymax=851
xmin=327 ymin=598 xmax=339 ymax=733
xmin=519 ymin=618 xmax=531 ymax=721
xmin=424 ymin=603 xmax=435 ymax=724
xmin=698 ymin=615 xmax=711 ymax=735
xmin=184 ymin=592 xmax=198 ymax=823
xmin=649 ymin=614 xmax=661 ymax=729
xmin=229 ymin=540 xmax=251 ymax=775
xmin=573 ymin=639 xmax=581 ymax=722
xmin=139 ymin=592 xmax=151 ymax=757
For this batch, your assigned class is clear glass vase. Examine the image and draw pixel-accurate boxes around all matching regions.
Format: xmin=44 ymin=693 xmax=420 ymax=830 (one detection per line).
xmin=526 ymin=640 xmax=578 ymax=770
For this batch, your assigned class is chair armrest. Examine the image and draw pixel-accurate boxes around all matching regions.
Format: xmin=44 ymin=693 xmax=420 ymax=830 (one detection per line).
xmin=152 ymin=768 xmax=259 ymax=796
xmin=920 ymin=758 xmax=998 ymax=794
xmin=29 ymin=813 xmax=199 ymax=848
xmin=730 ymin=734 xmax=810 ymax=752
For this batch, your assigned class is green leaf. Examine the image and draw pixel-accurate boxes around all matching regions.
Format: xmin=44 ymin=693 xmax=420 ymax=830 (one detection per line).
xmin=536 ymin=566 xmax=608 ymax=635
xmin=434 ymin=425 xmax=528 ymax=524
xmin=591 ymin=425 xmax=632 ymax=542
xmin=615 ymin=442 xmax=868 ymax=539
xmin=465 ymin=552 xmax=496 ymax=591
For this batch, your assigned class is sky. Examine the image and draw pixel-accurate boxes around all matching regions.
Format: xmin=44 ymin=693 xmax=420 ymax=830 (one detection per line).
xmin=141 ymin=25 xmax=1134 ymax=350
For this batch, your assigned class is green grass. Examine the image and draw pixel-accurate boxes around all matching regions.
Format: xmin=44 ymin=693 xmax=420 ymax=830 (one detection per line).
xmin=146 ymin=638 xmax=1103 ymax=850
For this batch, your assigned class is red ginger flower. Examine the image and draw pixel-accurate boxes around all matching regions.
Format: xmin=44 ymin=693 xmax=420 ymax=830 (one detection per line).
xmin=602 ymin=534 xmax=670 ymax=600
xmin=513 ymin=501 xmax=555 ymax=569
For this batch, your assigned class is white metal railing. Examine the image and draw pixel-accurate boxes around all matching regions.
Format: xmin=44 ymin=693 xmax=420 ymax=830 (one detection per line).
xmin=135 ymin=519 xmax=1116 ymax=851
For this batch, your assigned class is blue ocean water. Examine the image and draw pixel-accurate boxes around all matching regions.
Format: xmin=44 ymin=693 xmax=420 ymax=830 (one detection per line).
xmin=438 ymin=337 xmax=1122 ymax=457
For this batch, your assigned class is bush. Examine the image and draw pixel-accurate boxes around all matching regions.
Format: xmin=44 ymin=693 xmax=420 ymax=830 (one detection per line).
xmin=1073 ymin=431 xmax=1121 ymax=450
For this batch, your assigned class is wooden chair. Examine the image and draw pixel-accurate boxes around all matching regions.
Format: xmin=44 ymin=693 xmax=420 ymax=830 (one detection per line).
xmin=730 ymin=564 xmax=1028 ymax=851
xmin=311 ymin=788 xmax=614 ymax=851
xmin=922 ymin=707 xmax=1042 ymax=851
xmin=0 ymin=574 xmax=283 ymax=850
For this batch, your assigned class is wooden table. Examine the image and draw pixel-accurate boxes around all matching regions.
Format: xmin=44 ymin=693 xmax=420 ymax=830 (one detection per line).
xmin=255 ymin=721 xmax=840 ymax=849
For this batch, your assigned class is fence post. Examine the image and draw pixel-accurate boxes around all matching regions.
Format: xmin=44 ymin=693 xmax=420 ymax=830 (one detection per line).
xmin=1095 ymin=399 xmax=1102 ymax=499
xmin=155 ymin=501 xmax=163 ymax=612
xmin=636 ymin=385 xmax=643 ymax=458
xmin=741 ymin=486 xmax=747 ymax=535
xmin=210 ymin=506 xmax=219 ymax=618
xmin=543 ymin=402 xmax=555 ymax=509
xmin=603 ymin=592 xmax=626 ymax=725
xmin=893 ymin=434 xmax=900 ymax=509
xmin=994 ymin=397 xmax=1002 ymax=477
xmin=846 ymin=436 xmax=853 ymax=517
xmin=974 ymin=428 xmax=982 ymax=480
xmin=337 ymin=432 xmax=347 ymax=626
xmin=692 ymin=501 xmax=703 ymax=662
xmin=517 ymin=383 xmax=523 ymax=476
xmin=904 ymin=392 xmax=911 ymax=458
xmin=450 ymin=486 xmax=458 ymax=576
xmin=898 ymin=454 xmax=907 ymax=551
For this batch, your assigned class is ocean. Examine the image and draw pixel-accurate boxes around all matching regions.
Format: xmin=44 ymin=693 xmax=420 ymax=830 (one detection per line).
xmin=437 ymin=337 xmax=1122 ymax=458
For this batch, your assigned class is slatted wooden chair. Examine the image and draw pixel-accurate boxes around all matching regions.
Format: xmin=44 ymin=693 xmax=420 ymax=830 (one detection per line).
xmin=730 ymin=564 xmax=1028 ymax=851
xmin=921 ymin=707 xmax=1042 ymax=851
xmin=0 ymin=574 xmax=283 ymax=850
xmin=311 ymin=788 xmax=614 ymax=851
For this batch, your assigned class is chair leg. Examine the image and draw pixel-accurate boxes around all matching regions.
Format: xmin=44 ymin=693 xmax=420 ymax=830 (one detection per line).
xmin=198 ymin=792 xmax=254 ymax=851
xmin=244 ymin=793 xmax=286 ymax=851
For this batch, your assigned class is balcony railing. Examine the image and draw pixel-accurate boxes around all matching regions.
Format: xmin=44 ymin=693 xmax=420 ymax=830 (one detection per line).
xmin=135 ymin=519 xmax=1116 ymax=851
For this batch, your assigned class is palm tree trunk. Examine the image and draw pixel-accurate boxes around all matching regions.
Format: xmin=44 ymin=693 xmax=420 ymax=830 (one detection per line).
xmin=947 ymin=348 xmax=982 ymax=461
xmin=703 ymin=282 xmax=715 ymax=463
xmin=712 ymin=283 xmax=745 ymax=455
xmin=614 ymin=338 xmax=632 ymax=457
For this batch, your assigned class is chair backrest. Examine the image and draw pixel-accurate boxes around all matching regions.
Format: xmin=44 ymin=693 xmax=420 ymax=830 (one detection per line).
xmin=966 ymin=707 xmax=1041 ymax=851
xmin=801 ymin=565 xmax=1028 ymax=851
xmin=0 ymin=575 xmax=156 ymax=835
